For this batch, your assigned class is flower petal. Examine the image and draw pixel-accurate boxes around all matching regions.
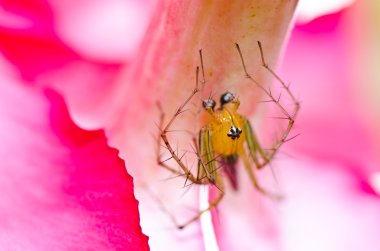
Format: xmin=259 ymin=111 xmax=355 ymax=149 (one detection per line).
xmin=280 ymin=158 xmax=380 ymax=251
xmin=0 ymin=64 xmax=149 ymax=250
xmin=281 ymin=10 xmax=377 ymax=175
xmin=0 ymin=0 xmax=128 ymax=128
xmin=50 ymin=0 xmax=154 ymax=62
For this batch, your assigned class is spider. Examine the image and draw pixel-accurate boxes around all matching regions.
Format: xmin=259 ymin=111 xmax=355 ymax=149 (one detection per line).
xmin=157 ymin=41 xmax=300 ymax=229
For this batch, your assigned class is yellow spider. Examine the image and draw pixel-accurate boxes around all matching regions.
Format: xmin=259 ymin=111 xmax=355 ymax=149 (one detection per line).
xmin=157 ymin=41 xmax=300 ymax=229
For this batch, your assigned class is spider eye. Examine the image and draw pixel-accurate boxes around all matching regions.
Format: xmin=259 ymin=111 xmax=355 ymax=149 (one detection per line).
xmin=202 ymin=99 xmax=216 ymax=110
xmin=220 ymin=92 xmax=235 ymax=105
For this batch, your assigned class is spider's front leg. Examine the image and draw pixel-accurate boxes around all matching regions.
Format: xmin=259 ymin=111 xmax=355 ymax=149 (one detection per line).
xmin=156 ymin=81 xmax=203 ymax=184
xmin=156 ymin=102 xmax=192 ymax=179
xmin=236 ymin=41 xmax=300 ymax=170
xmin=255 ymin=41 xmax=300 ymax=168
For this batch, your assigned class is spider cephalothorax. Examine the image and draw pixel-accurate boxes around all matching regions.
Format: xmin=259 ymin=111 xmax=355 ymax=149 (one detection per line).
xmin=201 ymin=92 xmax=246 ymax=157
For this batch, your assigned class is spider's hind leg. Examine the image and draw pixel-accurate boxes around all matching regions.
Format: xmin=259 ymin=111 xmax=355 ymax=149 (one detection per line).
xmin=177 ymin=176 xmax=225 ymax=229
xmin=175 ymin=125 xmax=226 ymax=229
xmin=240 ymin=149 xmax=283 ymax=201
xmin=156 ymin=100 xmax=202 ymax=185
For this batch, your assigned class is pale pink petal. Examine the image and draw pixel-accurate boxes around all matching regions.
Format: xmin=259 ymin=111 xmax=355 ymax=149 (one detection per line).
xmin=371 ymin=173 xmax=380 ymax=195
xmin=281 ymin=10 xmax=377 ymax=175
xmin=280 ymin=158 xmax=380 ymax=251
xmin=0 ymin=0 xmax=130 ymax=128
xmin=258 ymin=4 xmax=379 ymax=251
xmin=0 ymin=63 xmax=149 ymax=250
xmin=50 ymin=0 xmax=155 ymax=62
xmin=0 ymin=18 xmax=122 ymax=132
xmin=1 ymin=0 xmax=154 ymax=62
xmin=212 ymin=158 xmax=380 ymax=251
xmin=211 ymin=169 xmax=283 ymax=251
xmin=348 ymin=1 xmax=380 ymax=177
xmin=296 ymin=0 xmax=355 ymax=23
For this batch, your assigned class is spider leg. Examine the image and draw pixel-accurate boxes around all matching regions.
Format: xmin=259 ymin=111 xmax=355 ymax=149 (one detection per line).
xmin=177 ymin=177 xmax=225 ymax=229
xmin=256 ymin=41 xmax=300 ymax=167
xmin=240 ymin=150 xmax=283 ymax=200
xmin=157 ymin=67 xmax=205 ymax=184
xmin=235 ymin=41 xmax=300 ymax=169
xmin=156 ymin=102 xmax=191 ymax=177
xmin=176 ymin=127 xmax=224 ymax=229
xmin=197 ymin=128 xmax=218 ymax=184
xmin=243 ymin=118 xmax=269 ymax=167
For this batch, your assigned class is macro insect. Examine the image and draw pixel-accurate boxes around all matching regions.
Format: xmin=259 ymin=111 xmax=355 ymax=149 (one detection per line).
xmin=157 ymin=41 xmax=300 ymax=229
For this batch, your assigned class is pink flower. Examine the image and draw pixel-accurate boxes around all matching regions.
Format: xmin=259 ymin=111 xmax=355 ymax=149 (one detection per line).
xmin=1 ymin=1 xmax=380 ymax=251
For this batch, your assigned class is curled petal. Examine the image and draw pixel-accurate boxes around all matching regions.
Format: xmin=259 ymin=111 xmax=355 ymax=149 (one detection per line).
xmin=0 ymin=68 xmax=149 ymax=250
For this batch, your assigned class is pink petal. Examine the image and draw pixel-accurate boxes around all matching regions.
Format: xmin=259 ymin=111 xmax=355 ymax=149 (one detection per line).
xmin=0 ymin=22 xmax=79 ymax=81
xmin=296 ymin=0 xmax=355 ymax=23
xmin=281 ymin=10 xmax=377 ymax=175
xmin=211 ymin=169 xmax=283 ymax=251
xmin=212 ymin=159 xmax=380 ymax=251
xmin=1 ymin=0 xmax=53 ymax=26
xmin=1 ymin=0 xmax=154 ymax=62
xmin=0 ymin=0 xmax=129 ymax=128
xmin=50 ymin=0 xmax=155 ymax=62
xmin=0 ymin=65 xmax=149 ymax=250
xmin=280 ymin=158 xmax=380 ymax=251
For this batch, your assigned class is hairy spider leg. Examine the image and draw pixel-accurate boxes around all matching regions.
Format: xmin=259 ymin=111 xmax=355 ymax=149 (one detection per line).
xmin=243 ymin=119 xmax=268 ymax=167
xmin=240 ymin=145 xmax=283 ymax=200
xmin=157 ymin=66 xmax=204 ymax=185
xmin=156 ymin=102 xmax=185 ymax=177
xmin=178 ymin=178 xmax=225 ymax=229
xmin=235 ymin=41 xmax=300 ymax=170
xmin=240 ymin=118 xmax=283 ymax=199
xmin=197 ymin=128 xmax=217 ymax=183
